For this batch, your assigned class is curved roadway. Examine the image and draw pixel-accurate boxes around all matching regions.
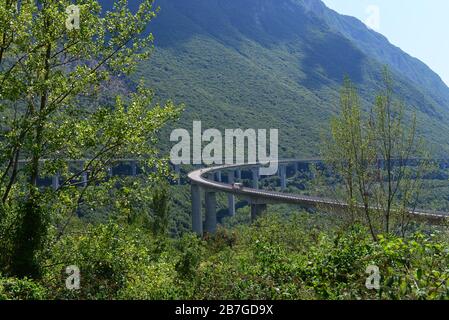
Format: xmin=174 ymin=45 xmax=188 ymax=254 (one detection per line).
xmin=188 ymin=160 xmax=449 ymax=224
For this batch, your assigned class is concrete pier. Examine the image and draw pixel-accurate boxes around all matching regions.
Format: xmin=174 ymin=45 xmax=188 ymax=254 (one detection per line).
xmin=280 ymin=165 xmax=287 ymax=190
xmin=204 ymin=190 xmax=217 ymax=234
xmin=252 ymin=167 xmax=259 ymax=189
xmin=251 ymin=203 xmax=267 ymax=221
xmin=131 ymin=161 xmax=137 ymax=176
xmin=227 ymin=172 xmax=235 ymax=216
xmin=191 ymin=183 xmax=202 ymax=236
xmin=52 ymin=174 xmax=60 ymax=190
xmin=82 ymin=172 xmax=88 ymax=187
xmin=175 ymin=165 xmax=181 ymax=185
xmin=236 ymin=169 xmax=242 ymax=180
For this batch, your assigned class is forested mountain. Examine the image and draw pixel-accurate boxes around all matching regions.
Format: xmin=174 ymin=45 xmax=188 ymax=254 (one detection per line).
xmin=106 ymin=0 xmax=449 ymax=156
xmin=302 ymin=0 xmax=449 ymax=107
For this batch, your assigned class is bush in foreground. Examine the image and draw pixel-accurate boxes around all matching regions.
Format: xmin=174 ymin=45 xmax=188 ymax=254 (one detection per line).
xmin=1 ymin=213 xmax=449 ymax=300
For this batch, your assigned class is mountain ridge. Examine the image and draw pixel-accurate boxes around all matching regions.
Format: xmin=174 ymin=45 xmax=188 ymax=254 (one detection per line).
xmin=100 ymin=0 xmax=449 ymax=156
xmin=301 ymin=0 xmax=449 ymax=107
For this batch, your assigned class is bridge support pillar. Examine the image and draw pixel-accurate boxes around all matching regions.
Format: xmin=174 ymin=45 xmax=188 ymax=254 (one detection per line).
xmin=280 ymin=165 xmax=287 ymax=190
xmin=227 ymin=173 xmax=235 ymax=216
xmin=205 ymin=190 xmax=217 ymax=234
xmin=131 ymin=161 xmax=137 ymax=176
xmin=175 ymin=165 xmax=181 ymax=185
xmin=252 ymin=168 xmax=259 ymax=189
xmin=251 ymin=203 xmax=267 ymax=221
xmin=191 ymin=183 xmax=203 ymax=236
xmin=236 ymin=169 xmax=241 ymax=180
xmin=82 ymin=172 xmax=88 ymax=187
xmin=52 ymin=174 xmax=60 ymax=190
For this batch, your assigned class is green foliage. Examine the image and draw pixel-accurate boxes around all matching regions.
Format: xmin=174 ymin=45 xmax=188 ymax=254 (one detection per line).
xmin=0 ymin=0 xmax=181 ymax=278
xmin=150 ymin=184 xmax=171 ymax=237
xmin=375 ymin=233 xmax=449 ymax=299
xmin=43 ymin=223 xmax=180 ymax=299
xmin=298 ymin=225 xmax=376 ymax=299
xmin=174 ymin=233 xmax=205 ymax=281
xmin=1 ymin=213 xmax=449 ymax=300
xmin=322 ymin=70 xmax=433 ymax=240
xmin=10 ymin=195 xmax=50 ymax=278
xmin=187 ymin=213 xmax=449 ymax=300
xmin=0 ymin=276 xmax=47 ymax=300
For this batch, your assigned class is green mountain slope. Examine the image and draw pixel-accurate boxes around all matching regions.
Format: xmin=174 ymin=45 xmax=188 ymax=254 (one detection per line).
xmin=302 ymin=0 xmax=449 ymax=108
xmin=126 ymin=0 xmax=449 ymax=157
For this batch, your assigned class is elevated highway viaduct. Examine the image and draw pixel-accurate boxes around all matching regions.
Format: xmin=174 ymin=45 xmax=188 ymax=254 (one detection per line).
xmin=188 ymin=160 xmax=449 ymax=236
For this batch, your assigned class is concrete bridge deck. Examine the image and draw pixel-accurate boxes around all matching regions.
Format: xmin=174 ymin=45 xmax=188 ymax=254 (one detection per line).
xmin=188 ymin=160 xmax=449 ymax=235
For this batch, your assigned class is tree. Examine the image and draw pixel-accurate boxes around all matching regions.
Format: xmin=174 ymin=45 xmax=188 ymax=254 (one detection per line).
xmin=150 ymin=184 xmax=170 ymax=237
xmin=0 ymin=0 xmax=181 ymax=277
xmin=323 ymin=69 xmax=431 ymax=240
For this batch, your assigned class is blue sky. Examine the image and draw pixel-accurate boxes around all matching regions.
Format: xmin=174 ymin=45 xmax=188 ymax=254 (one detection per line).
xmin=321 ymin=0 xmax=449 ymax=86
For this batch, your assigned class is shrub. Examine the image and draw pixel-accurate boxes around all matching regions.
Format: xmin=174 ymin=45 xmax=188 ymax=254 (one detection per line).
xmin=0 ymin=276 xmax=47 ymax=300
xmin=42 ymin=223 xmax=180 ymax=300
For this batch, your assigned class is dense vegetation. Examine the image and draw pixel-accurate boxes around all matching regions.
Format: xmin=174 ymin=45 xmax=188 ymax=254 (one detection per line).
xmin=0 ymin=0 xmax=180 ymax=279
xmin=2 ymin=212 xmax=449 ymax=300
